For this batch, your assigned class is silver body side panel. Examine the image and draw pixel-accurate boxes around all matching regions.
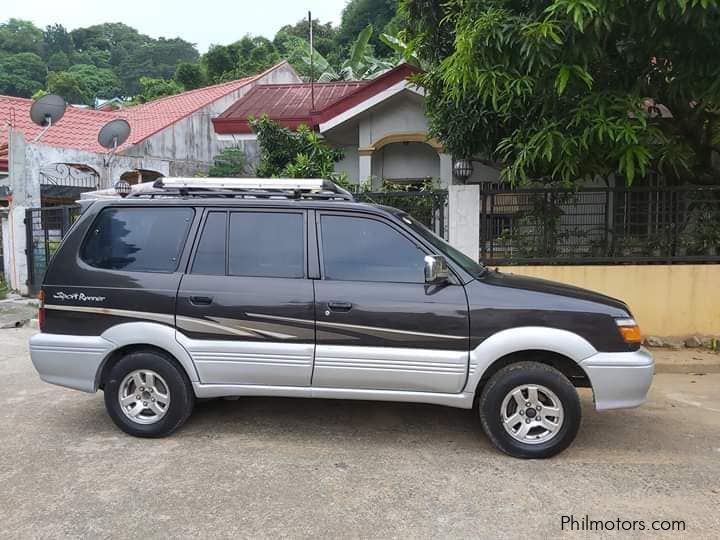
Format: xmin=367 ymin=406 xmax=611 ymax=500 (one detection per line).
xmin=100 ymin=322 xmax=200 ymax=384
xmin=580 ymin=347 xmax=654 ymax=410
xmin=313 ymin=345 xmax=468 ymax=393
xmin=29 ymin=333 xmax=114 ymax=392
xmin=465 ymin=326 xmax=598 ymax=393
xmin=193 ymin=382 xmax=476 ymax=409
xmin=176 ymin=333 xmax=314 ymax=386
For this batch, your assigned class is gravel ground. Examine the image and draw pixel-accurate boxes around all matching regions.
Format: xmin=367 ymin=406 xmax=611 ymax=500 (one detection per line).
xmin=1 ymin=326 xmax=719 ymax=539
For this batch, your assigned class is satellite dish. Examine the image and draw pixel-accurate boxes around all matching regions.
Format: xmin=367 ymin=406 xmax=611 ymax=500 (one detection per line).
xmin=98 ymin=118 xmax=131 ymax=150
xmin=30 ymin=94 xmax=67 ymax=127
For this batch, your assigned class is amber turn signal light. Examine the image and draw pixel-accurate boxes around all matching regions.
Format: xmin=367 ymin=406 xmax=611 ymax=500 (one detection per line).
xmin=616 ymin=318 xmax=642 ymax=344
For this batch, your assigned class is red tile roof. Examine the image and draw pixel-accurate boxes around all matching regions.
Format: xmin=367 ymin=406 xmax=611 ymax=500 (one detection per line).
xmin=213 ymin=63 xmax=419 ymax=134
xmin=0 ymin=76 xmax=256 ymax=165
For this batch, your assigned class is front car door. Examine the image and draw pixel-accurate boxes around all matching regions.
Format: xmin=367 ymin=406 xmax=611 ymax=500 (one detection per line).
xmin=176 ymin=208 xmax=315 ymax=386
xmin=312 ymin=211 xmax=470 ymax=393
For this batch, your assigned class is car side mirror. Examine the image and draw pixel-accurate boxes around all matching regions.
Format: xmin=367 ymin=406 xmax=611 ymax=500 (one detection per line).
xmin=424 ymin=255 xmax=449 ymax=284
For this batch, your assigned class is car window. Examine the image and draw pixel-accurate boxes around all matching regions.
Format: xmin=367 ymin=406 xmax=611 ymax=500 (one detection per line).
xmin=81 ymin=207 xmax=193 ymax=272
xmin=228 ymin=212 xmax=304 ymax=278
xmin=191 ymin=212 xmax=226 ymax=275
xmin=320 ymin=215 xmax=425 ymax=283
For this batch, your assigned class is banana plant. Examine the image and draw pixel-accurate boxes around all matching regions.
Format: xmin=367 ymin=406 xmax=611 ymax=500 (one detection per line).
xmin=379 ymin=32 xmax=423 ymax=70
xmin=292 ymin=24 xmax=395 ymax=82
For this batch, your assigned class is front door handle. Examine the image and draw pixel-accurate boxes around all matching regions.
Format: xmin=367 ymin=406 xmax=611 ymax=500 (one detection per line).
xmin=189 ymin=295 xmax=213 ymax=306
xmin=328 ymin=301 xmax=353 ymax=312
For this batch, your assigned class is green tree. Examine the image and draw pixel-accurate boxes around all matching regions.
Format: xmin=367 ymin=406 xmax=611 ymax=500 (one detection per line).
xmin=274 ymin=18 xmax=341 ymax=70
xmin=0 ymin=52 xmax=46 ymax=97
xmin=0 ymin=19 xmax=43 ymax=55
xmin=250 ymin=115 xmax=344 ymax=179
xmin=293 ymin=24 xmax=394 ymax=82
xmin=203 ymin=36 xmax=279 ymax=83
xmin=403 ymin=0 xmax=720 ymax=186
xmin=42 ymin=24 xmax=74 ymax=58
xmin=47 ymin=64 xmax=120 ymax=105
xmin=46 ymin=51 xmax=71 ymax=71
xmin=174 ymin=62 xmax=206 ymax=90
xmin=337 ymin=0 xmax=399 ymax=57
xmin=208 ymin=147 xmax=249 ymax=177
xmin=136 ymin=76 xmax=184 ymax=103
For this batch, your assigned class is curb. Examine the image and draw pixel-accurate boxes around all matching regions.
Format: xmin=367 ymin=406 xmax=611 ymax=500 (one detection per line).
xmin=654 ymin=363 xmax=720 ymax=374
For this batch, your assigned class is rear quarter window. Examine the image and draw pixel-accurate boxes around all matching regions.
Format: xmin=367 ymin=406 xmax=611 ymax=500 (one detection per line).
xmin=81 ymin=207 xmax=194 ymax=272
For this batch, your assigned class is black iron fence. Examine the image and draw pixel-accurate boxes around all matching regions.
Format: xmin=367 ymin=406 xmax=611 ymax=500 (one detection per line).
xmin=479 ymin=185 xmax=720 ymax=265
xmin=26 ymin=205 xmax=81 ymax=294
xmin=355 ymin=190 xmax=449 ymax=239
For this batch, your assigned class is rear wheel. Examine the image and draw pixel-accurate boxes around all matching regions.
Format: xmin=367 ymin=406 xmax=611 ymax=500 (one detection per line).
xmin=478 ymin=361 xmax=581 ymax=458
xmin=103 ymin=350 xmax=194 ymax=437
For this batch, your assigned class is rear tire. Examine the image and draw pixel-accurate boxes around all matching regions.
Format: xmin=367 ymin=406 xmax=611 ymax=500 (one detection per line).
xmin=478 ymin=361 xmax=581 ymax=459
xmin=103 ymin=350 xmax=194 ymax=437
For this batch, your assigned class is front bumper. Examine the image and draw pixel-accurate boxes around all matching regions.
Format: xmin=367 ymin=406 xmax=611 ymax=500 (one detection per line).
xmin=579 ymin=347 xmax=654 ymax=410
xmin=29 ymin=333 xmax=114 ymax=392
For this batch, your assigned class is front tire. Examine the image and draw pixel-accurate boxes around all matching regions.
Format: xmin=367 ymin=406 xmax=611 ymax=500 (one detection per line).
xmin=103 ymin=350 xmax=194 ymax=437
xmin=479 ymin=361 xmax=581 ymax=458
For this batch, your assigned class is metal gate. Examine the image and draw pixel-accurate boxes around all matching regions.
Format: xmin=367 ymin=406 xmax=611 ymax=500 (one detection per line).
xmin=25 ymin=206 xmax=80 ymax=294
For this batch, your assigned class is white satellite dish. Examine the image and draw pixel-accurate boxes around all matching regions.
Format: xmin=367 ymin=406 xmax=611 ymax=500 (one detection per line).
xmin=30 ymin=94 xmax=67 ymax=142
xmin=98 ymin=118 xmax=131 ymax=151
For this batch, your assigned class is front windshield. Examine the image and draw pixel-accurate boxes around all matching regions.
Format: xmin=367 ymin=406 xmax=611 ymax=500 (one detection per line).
xmin=399 ymin=213 xmax=485 ymax=278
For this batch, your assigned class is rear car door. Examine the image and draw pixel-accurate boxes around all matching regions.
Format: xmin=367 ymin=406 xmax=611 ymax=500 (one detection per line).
xmin=176 ymin=208 xmax=315 ymax=386
xmin=312 ymin=211 xmax=470 ymax=393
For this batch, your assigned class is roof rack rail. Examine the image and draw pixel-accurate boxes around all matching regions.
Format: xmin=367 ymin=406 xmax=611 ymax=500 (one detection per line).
xmin=129 ymin=177 xmax=354 ymax=201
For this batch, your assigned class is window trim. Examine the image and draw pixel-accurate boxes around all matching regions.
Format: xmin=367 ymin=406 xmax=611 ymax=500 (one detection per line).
xmin=188 ymin=208 xmax=308 ymax=280
xmin=316 ymin=211 xmax=430 ymax=284
xmin=189 ymin=210 xmax=228 ymax=276
xmin=79 ymin=205 xmax=196 ymax=274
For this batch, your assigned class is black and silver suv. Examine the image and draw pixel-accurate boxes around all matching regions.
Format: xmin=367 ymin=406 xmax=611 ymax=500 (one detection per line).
xmin=29 ymin=178 xmax=654 ymax=458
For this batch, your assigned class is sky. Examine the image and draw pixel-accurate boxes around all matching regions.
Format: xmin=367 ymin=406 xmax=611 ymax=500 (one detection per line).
xmin=4 ymin=0 xmax=346 ymax=52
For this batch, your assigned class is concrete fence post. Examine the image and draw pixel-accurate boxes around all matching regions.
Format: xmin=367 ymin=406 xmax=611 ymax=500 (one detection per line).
xmin=448 ymin=184 xmax=480 ymax=262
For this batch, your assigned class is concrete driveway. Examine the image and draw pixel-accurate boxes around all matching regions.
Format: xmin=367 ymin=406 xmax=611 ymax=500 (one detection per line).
xmin=1 ymin=326 xmax=719 ymax=538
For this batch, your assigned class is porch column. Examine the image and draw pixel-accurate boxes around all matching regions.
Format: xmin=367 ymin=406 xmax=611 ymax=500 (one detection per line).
xmin=359 ymin=153 xmax=372 ymax=187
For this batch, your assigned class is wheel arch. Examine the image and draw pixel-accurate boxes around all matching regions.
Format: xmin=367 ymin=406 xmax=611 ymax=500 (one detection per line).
xmin=465 ymin=326 xmax=597 ymax=398
xmin=95 ymin=322 xmax=199 ymax=391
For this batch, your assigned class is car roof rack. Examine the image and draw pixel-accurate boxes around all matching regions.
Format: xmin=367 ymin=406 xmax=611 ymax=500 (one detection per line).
xmin=128 ymin=177 xmax=355 ymax=201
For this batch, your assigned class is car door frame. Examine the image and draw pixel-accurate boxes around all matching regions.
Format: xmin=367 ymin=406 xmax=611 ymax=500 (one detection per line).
xmin=175 ymin=205 xmax=317 ymax=387
xmin=311 ymin=209 xmax=471 ymax=393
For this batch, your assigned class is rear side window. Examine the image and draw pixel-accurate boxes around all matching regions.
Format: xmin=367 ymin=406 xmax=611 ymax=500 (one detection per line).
xmin=81 ymin=207 xmax=194 ymax=272
xmin=191 ymin=212 xmax=227 ymax=275
xmin=228 ymin=212 xmax=304 ymax=278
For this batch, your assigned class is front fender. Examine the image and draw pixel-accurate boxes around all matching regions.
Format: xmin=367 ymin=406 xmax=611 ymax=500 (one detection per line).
xmin=463 ymin=326 xmax=597 ymax=393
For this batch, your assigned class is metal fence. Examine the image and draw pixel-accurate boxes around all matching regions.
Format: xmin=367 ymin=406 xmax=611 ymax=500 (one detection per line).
xmin=355 ymin=190 xmax=449 ymax=239
xmin=26 ymin=205 xmax=81 ymax=294
xmin=478 ymin=185 xmax=720 ymax=265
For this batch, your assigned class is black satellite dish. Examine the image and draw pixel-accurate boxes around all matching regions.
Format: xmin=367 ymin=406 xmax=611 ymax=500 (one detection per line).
xmin=30 ymin=94 xmax=67 ymax=127
xmin=98 ymin=118 xmax=131 ymax=150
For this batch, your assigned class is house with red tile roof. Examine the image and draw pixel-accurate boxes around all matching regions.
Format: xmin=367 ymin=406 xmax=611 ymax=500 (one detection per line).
xmin=212 ymin=63 xmax=468 ymax=190
xmin=0 ymin=61 xmax=300 ymax=292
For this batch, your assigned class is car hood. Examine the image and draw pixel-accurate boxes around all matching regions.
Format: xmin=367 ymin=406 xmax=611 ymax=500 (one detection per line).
xmin=478 ymin=268 xmax=629 ymax=313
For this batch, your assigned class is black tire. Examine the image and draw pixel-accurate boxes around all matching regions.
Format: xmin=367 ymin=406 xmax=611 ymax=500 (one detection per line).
xmin=103 ymin=349 xmax=194 ymax=438
xmin=478 ymin=361 xmax=581 ymax=459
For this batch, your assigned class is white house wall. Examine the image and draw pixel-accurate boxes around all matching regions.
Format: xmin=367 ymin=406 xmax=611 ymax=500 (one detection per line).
xmin=333 ymin=145 xmax=359 ymax=183
xmin=357 ymin=92 xmax=429 ymax=148
xmin=371 ymin=142 xmax=439 ymax=182
xmin=122 ymin=63 xmax=301 ymax=176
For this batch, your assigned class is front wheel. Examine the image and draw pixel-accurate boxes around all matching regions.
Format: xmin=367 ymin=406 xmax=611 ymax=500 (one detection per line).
xmin=478 ymin=361 xmax=581 ymax=459
xmin=103 ymin=350 xmax=194 ymax=437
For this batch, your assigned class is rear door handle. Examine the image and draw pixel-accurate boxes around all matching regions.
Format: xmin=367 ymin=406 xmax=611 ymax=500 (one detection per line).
xmin=189 ymin=295 xmax=213 ymax=306
xmin=328 ymin=301 xmax=352 ymax=312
